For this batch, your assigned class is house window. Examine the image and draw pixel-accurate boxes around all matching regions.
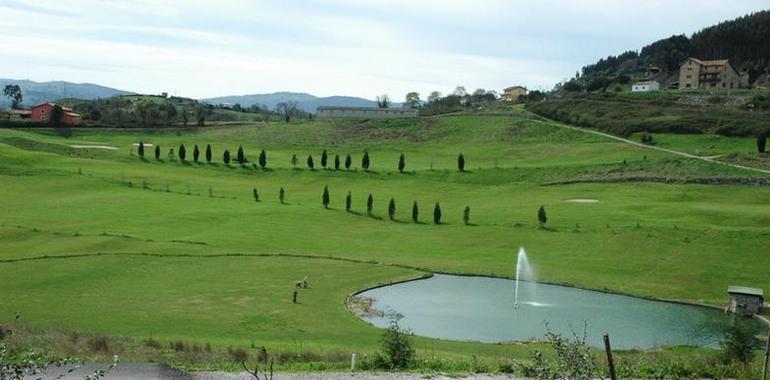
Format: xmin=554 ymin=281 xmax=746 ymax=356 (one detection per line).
xmin=686 ymin=75 xmax=691 ymax=79
xmin=685 ymin=84 xmax=691 ymax=88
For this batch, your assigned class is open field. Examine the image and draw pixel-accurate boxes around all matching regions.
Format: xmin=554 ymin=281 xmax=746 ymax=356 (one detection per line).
xmin=1 ymin=109 xmax=770 ymax=372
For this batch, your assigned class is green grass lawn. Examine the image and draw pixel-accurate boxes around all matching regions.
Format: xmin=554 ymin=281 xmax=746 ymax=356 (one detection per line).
xmin=1 ymin=111 xmax=769 ymax=371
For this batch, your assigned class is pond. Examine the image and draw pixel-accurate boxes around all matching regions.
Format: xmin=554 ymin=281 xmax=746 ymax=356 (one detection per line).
xmin=355 ymin=274 xmax=749 ymax=349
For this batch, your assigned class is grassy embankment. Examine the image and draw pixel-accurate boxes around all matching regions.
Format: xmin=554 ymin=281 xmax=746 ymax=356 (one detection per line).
xmin=0 ymin=109 xmax=769 ymax=375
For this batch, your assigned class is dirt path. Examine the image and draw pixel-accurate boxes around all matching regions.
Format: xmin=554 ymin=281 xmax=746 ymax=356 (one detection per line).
xmin=532 ymin=117 xmax=770 ymax=175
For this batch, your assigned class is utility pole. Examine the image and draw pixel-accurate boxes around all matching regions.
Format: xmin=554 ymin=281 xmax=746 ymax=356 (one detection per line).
xmin=603 ymin=333 xmax=617 ymax=380
xmin=762 ymin=326 xmax=770 ymax=380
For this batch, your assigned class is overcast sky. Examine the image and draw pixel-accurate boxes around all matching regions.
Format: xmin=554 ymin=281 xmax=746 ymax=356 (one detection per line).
xmin=0 ymin=0 xmax=767 ymax=100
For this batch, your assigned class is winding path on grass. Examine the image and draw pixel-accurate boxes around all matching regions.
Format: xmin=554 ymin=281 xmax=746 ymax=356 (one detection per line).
xmin=531 ymin=116 xmax=770 ymax=175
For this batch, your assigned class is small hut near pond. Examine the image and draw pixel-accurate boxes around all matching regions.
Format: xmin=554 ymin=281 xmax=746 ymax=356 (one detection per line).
xmin=727 ymin=286 xmax=764 ymax=315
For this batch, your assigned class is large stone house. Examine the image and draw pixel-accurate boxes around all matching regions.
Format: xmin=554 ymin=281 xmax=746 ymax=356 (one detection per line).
xmin=678 ymin=58 xmax=749 ymax=90
xmin=30 ymin=103 xmax=81 ymax=125
xmin=502 ymin=86 xmax=528 ymax=102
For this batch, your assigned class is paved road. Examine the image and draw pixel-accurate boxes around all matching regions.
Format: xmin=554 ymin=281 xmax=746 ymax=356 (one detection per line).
xmin=192 ymin=372 xmax=513 ymax=380
xmin=31 ymin=364 xmax=515 ymax=380
xmin=30 ymin=363 xmax=190 ymax=380
xmin=532 ymin=118 xmax=770 ymax=175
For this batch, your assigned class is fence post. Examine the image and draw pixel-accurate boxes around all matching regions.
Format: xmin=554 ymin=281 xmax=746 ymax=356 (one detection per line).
xmin=603 ymin=333 xmax=617 ymax=380
xmin=350 ymin=353 xmax=357 ymax=370
xmin=762 ymin=327 xmax=770 ymax=380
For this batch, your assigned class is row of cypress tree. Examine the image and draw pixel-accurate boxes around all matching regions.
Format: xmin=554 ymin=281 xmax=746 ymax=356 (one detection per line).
xmin=138 ymin=143 xmax=469 ymax=172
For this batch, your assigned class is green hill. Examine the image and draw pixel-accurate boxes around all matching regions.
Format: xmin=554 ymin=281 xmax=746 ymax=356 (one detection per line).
xmin=1 ymin=109 xmax=769 ymax=375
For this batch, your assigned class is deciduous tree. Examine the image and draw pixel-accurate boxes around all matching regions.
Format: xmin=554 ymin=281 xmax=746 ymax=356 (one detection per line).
xmin=376 ymin=94 xmax=391 ymax=108
xmin=275 ymin=101 xmax=298 ymax=123
xmin=3 ymin=84 xmax=22 ymax=109
xmin=404 ymin=92 xmax=421 ymax=109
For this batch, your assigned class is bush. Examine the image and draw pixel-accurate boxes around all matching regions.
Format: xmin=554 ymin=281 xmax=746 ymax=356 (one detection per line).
xmin=228 ymin=346 xmax=249 ymax=362
xmin=721 ymin=317 xmax=757 ymax=364
xmin=526 ymin=324 xmax=596 ymax=380
xmin=378 ymin=314 xmax=414 ymax=369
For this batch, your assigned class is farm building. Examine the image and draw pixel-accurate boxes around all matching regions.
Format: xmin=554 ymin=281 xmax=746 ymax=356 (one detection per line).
xmin=30 ymin=103 xmax=81 ymax=125
xmin=678 ymin=58 xmax=750 ymax=90
xmin=727 ymin=286 xmax=764 ymax=315
xmin=502 ymin=86 xmax=528 ymax=102
xmin=631 ymin=81 xmax=660 ymax=92
xmin=316 ymin=106 xmax=418 ymax=119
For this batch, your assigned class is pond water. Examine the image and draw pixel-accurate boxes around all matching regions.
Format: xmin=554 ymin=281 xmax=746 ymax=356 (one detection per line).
xmin=356 ymin=274 xmax=748 ymax=349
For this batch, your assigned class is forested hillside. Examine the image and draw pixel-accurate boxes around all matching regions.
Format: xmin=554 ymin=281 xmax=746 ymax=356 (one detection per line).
xmin=573 ymin=10 xmax=770 ymax=90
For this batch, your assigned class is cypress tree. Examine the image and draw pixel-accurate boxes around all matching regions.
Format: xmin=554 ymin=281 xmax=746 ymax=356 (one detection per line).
xmin=362 ymin=151 xmax=370 ymax=171
xmin=322 ymin=186 xmax=330 ymax=209
xmin=758 ymin=132 xmax=767 ymax=153
xmin=334 ymin=154 xmax=340 ymax=170
xmin=179 ymin=144 xmax=186 ymax=161
xmin=154 ymin=145 xmax=160 ymax=160
xmin=138 ymin=142 xmax=145 ymax=158
xmin=321 ymin=149 xmax=328 ymax=168
xmin=398 ymin=153 xmax=405 ymax=173
xmin=367 ymin=193 xmax=374 ymax=216
xmin=205 ymin=144 xmax=212 ymax=163
xmin=457 ymin=153 xmax=465 ymax=172
xmin=193 ymin=144 xmax=200 ymax=162
xmin=411 ymin=201 xmax=419 ymax=223
xmin=463 ymin=206 xmax=470 ymax=225
xmin=253 ymin=188 xmax=259 ymax=202
xmin=237 ymin=145 xmax=245 ymax=165
xmin=433 ymin=202 xmax=442 ymax=224
xmin=538 ymin=205 xmax=547 ymax=227
xmin=279 ymin=187 xmax=285 ymax=204
xmin=291 ymin=154 xmax=298 ymax=168
xmin=259 ymin=149 xmax=267 ymax=169
xmin=345 ymin=154 xmax=352 ymax=170
xmin=345 ymin=191 xmax=352 ymax=212
xmin=223 ymin=149 xmax=231 ymax=165
xmin=388 ymin=198 xmax=396 ymax=221
xmin=307 ymin=155 xmax=314 ymax=169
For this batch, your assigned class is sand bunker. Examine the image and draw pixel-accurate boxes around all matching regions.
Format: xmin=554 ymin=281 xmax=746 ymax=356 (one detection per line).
xmin=68 ymin=145 xmax=118 ymax=150
xmin=564 ymin=198 xmax=599 ymax=203
xmin=132 ymin=143 xmax=154 ymax=147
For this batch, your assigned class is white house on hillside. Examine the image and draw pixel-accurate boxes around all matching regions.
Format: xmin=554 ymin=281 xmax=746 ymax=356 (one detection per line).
xmin=632 ymin=81 xmax=660 ymax=92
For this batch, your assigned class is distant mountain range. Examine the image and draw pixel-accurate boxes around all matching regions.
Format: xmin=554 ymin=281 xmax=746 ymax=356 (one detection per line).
xmin=203 ymin=92 xmax=398 ymax=113
xmin=0 ymin=79 xmax=393 ymax=113
xmin=0 ymin=79 xmax=134 ymax=108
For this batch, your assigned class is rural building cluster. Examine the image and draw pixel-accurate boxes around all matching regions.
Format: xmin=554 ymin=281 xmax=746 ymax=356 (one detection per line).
xmin=632 ymin=57 xmax=750 ymax=92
